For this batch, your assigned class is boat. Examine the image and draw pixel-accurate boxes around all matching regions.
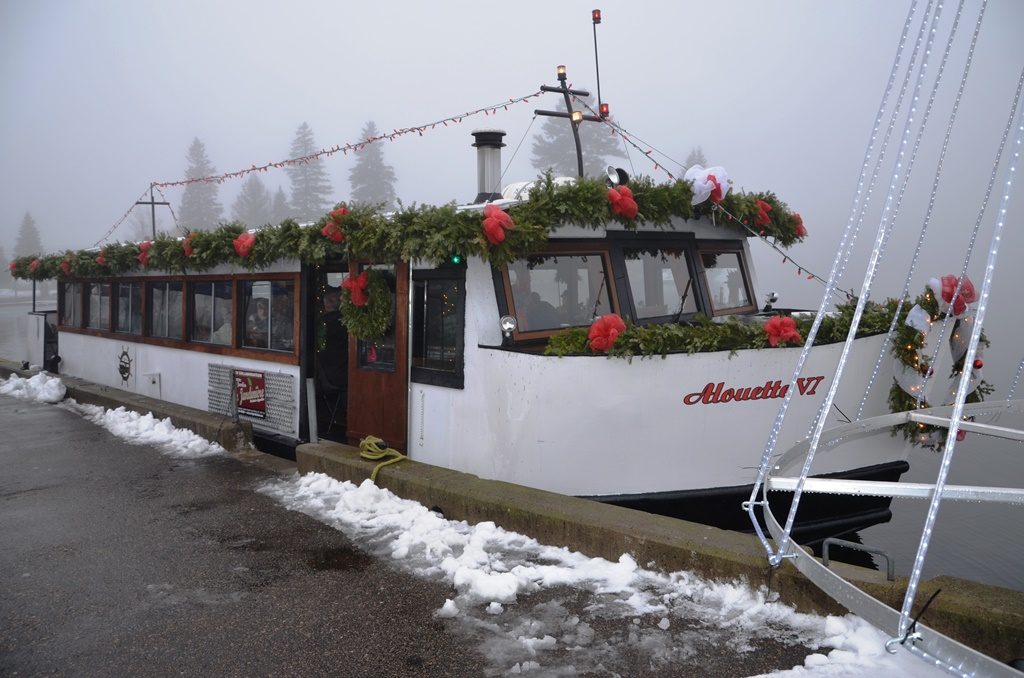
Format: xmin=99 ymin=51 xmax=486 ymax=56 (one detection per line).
xmin=7 ymin=124 xmax=913 ymax=543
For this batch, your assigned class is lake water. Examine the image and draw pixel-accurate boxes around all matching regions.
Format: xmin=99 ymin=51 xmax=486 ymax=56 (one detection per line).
xmin=1 ymin=298 xmax=1020 ymax=593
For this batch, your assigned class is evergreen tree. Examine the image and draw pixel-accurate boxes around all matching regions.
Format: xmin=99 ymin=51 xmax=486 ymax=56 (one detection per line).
xmin=177 ymin=138 xmax=223 ymax=231
xmin=348 ymin=121 xmax=398 ymax=209
xmin=684 ymin=146 xmax=709 ymax=169
xmin=231 ymin=174 xmax=273 ymax=227
xmin=14 ymin=212 xmax=44 ymax=258
xmin=530 ymin=95 xmax=626 ymax=178
xmin=0 ymin=245 xmax=10 ymax=289
xmin=271 ymin=186 xmax=290 ymax=225
xmin=286 ymin=122 xmax=333 ymax=222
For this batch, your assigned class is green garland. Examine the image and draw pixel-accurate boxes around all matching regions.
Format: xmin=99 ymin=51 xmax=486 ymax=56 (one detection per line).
xmin=339 ymin=270 xmax=394 ymax=340
xmin=9 ymin=173 xmax=807 ymax=280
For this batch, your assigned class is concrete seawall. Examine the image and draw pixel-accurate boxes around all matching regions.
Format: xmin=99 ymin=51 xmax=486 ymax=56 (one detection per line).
xmin=2 ymin=360 xmax=1021 ymax=663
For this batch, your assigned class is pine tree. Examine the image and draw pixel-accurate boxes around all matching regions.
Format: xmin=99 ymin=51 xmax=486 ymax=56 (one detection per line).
xmin=349 ymin=121 xmax=398 ymax=209
xmin=177 ymin=138 xmax=223 ymax=231
xmin=530 ymin=95 xmax=626 ymax=178
xmin=0 ymin=245 xmax=10 ymax=289
xmin=271 ymin=186 xmax=290 ymax=225
xmin=14 ymin=212 xmax=44 ymax=258
xmin=231 ymin=174 xmax=273 ymax=227
xmin=286 ymin=122 xmax=333 ymax=222
xmin=684 ymin=146 xmax=709 ymax=169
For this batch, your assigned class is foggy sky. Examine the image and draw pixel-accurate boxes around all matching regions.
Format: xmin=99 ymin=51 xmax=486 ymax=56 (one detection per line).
xmin=2 ymin=1 xmax=1023 ymax=380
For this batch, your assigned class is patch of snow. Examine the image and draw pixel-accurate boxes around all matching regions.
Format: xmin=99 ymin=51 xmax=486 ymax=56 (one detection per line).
xmin=486 ymin=601 xmax=504 ymax=615
xmin=435 ymin=598 xmax=459 ymax=618
xmin=0 ymin=372 xmax=66 ymax=403
xmin=61 ymin=400 xmax=225 ymax=458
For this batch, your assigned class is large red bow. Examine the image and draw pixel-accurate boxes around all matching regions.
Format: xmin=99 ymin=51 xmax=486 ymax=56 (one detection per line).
xmin=137 ymin=241 xmax=152 ymax=267
xmin=343 ymin=271 xmax=370 ymax=307
xmin=755 ymin=199 xmax=772 ymax=227
xmin=233 ymin=232 xmax=256 ymax=258
xmin=60 ymin=258 xmax=72 ymax=275
xmin=322 ymin=206 xmax=348 ymax=243
xmin=793 ymin=213 xmax=807 ymax=238
xmin=589 ymin=313 xmax=627 ymax=352
xmin=28 ymin=258 xmax=40 ymax=273
xmin=607 ymin=185 xmax=638 ymax=220
xmin=707 ymin=174 xmax=724 ymax=204
xmin=183 ymin=232 xmax=194 ymax=257
xmin=7 ymin=261 xmax=16 ymax=273
xmin=940 ymin=274 xmax=976 ymax=316
xmin=482 ymin=204 xmax=515 ymax=245
xmin=96 ymin=249 xmax=107 ymax=267
xmin=764 ymin=316 xmax=802 ymax=347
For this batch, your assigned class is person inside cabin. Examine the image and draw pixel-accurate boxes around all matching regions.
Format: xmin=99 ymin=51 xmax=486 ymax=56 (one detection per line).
xmin=246 ymin=298 xmax=269 ymax=347
xmin=522 ymin=292 xmax=559 ymax=331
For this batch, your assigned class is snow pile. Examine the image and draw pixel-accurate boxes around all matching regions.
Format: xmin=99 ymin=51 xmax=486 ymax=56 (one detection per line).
xmin=63 ymin=400 xmax=225 ymax=458
xmin=0 ymin=372 xmax=66 ymax=403
xmin=262 ymin=472 xmax=948 ymax=676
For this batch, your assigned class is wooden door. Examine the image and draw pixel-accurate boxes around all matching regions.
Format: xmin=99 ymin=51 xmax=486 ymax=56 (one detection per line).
xmin=345 ymin=261 xmax=409 ymax=450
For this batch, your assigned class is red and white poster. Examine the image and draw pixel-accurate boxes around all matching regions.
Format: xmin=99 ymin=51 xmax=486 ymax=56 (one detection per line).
xmin=234 ymin=370 xmax=267 ymax=418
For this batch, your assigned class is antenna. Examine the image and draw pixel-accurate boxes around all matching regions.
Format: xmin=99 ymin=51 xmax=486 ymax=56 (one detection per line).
xmin=135 ymin=183 xmax=169 ymax=239
xmin=534 ymin=66 xmax=602 ymax=177
xmin=592 ymin=9 xmax=606 ymax=118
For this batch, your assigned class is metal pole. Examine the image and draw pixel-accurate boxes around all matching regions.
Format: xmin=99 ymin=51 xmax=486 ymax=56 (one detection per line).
xmin=149 ymin=184 xmax=157 ymax=240
xmin=561 ymin=84 xmax=585 ymax=178
xmin=592 ymin=12 xmax=602 ymax=114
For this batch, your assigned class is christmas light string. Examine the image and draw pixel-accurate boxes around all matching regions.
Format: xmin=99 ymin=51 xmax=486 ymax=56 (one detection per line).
xmin=569 ymin=95 xmax=848 ymax=296
xmin=151 ymin=91 xmax=543 ymax=189
xmin=91 ymin=186 xmax=156 ymax=248
xmin=153 ymin=185 xmax=183 ymax=234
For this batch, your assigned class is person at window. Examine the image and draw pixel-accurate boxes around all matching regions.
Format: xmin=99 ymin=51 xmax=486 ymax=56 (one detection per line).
xmin=521 ymin=291 xmax=559 ymax=331
xmin=246 ymin=298 xmax=269 ymax=346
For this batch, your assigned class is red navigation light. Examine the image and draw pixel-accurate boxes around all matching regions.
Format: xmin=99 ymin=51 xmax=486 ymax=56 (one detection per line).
xmin=592 ymin=9 xmax=602 ymax=24
xmin=599 ymin=102 xmax=610 ymax=118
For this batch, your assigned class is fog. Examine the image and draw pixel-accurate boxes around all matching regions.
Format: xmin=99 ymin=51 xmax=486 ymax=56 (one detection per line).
xmin=2 ymin=1 xmax=1022 ymax=385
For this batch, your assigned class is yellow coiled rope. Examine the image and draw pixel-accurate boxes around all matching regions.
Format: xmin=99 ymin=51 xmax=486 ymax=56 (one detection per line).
xmin=358 ymin=435 xmax=407 ymax=482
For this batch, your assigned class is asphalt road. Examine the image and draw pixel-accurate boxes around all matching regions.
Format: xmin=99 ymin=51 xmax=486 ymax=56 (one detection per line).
xmin=0 ymin=395 xmax=487 ymax=677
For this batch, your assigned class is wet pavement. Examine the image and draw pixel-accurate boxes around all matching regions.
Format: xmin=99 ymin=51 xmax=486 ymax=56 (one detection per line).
xmin=0 ymin=393 xmax=816 ymax=677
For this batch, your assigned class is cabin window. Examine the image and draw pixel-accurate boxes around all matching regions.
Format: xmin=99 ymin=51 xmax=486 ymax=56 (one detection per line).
xmin=411 ymin=267 xmax=465 ymax=389
xmin=357 ymin=265 xmax=397 ymax=371
xmin=116 ymin=282 xmax=142 ymax=335
xmin=505 ymin=252 xmax=614 ymax=336
xmin=148 ymin=281 xmax=183 ymax=340
xmin=623 ymin=247 xmax=698 ymax=321
xmin=240 ymin=279 xmax=295 ymax=352
xmin=60 ymin=282 xmax=81 ymax=327
xmin=190 ymin=281 xmax=232 ymax=346
xmin=700 ymin=251 xmax=754 ymax=315
xmin=85 ymin=282 xmax=111 ymax=330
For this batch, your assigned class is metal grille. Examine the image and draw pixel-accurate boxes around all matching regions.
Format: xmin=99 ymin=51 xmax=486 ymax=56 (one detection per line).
xmin=207 ymin=364 xmax=297 ymax=438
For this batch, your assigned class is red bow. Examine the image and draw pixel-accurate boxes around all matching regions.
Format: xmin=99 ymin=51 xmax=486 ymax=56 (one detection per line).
xmin=764 ymin=316 xmax=802 ymax=347
xmin=588 ymin=313 xmax=627 ymax=352
xmin=322 ymin=206 xmax=348 ymax=242
xmin=28 ymin=258 xmax=40 ymax=273
xmin=343 ymin=271 xmax=369 ymax=307
xmin=707 ymin=174 xmax=724 ymax=204
xmin=940 ymin=274 xmax=976 ymax=316
xmin=482 ymin=204 xmax=515 ymax=245
xmin=60 ymin=259 xmax=72 ymax=275
xmin=8 ymin=261 xmax=16 ymax=273
xmin=183 ymin=232 xmax=194 ymax=257
xmin=137 ymin=241 xmax=152 ymax=267
xmin=233 ymin=232 xmax=256 ymax=258
xmin=793 ymin=213 xmax=807 ymax=238
xmin=607 ymin=186 xmax=638 ymax=220
xmin=96 ymin=250 xmax=107 ymax=267
xmin=755 ymin=199 xmax=772 ymax=227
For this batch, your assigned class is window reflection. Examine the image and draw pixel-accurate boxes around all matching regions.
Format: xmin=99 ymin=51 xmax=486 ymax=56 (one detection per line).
xmin=701 ymin=251 xmax=751 ymax=314
xmin=86 ymin=283 xmax=110 ymax=330
xmin=623 ymin=247 xmax=697 ymax=320
xmin=506 ymin=254 xmax=612 ymax=332
xmin=191 ymin=281 xmax=232 ymax=345
xmin=149 ymin=282 xmax=183 ymax=339
xmin=116 ymin=282 xmax=142 ymax=335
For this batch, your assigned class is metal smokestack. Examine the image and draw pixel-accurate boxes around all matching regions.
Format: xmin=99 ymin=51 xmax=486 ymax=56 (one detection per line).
xmin=471 ymin=129 xmax=506 ymax=203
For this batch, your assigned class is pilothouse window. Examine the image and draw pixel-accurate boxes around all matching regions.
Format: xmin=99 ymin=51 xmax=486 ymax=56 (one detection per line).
xmin=85 ymin=282 xmax=111 ymax=330
xmin=241 ymin=280 xmax=295 ymax=352
xmin=149 ymin=281 xmax=183 ymax=340
xmin=623 ymin=247 xmax=697 ymax=321
xmin=116 ymin=282 xmax=142 ymax=335
xmin=190 ymin=281 xmax=232 ymax=346
xmin=700 ymin=251 xmax=753 ymax=315
xmin=505 ymin=253 xmax=614 ymax=335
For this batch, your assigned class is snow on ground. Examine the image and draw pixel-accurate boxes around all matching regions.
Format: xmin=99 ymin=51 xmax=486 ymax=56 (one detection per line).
xmin=0 ymin=371 xmax=66 ymax=402
xmin=262 ymin=472 xmax=949 ymax=677
xmin=0 ymin=373 xmax=224 ymax=458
